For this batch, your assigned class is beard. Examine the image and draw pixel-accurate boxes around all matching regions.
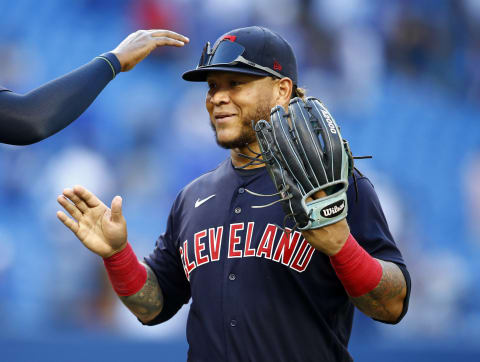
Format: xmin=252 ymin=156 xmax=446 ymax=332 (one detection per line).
xmin=210 ymin=101 xmax=272 ymax=150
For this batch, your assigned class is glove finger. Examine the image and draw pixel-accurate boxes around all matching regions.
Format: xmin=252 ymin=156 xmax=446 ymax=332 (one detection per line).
xmin=280 ymin=169 xmax=310 ymax=228
xmin=254 ymin=120 xmax=309 ymax=227
xmin=254 ymin=120 xmax=272 ymax=159
xmin=288 ymin=97 xmax=328 ymax=188
xmin=254 ymin=120 xmax=284 ymax=192
xmin=270 ymin=105 xmax=314 ymax=193
xmin=305 ymin=97 xmax=344 ymax=182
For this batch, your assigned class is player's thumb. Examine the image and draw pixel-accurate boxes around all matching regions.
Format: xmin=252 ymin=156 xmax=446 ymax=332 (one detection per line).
xmin=110 ymin=195 xmax=123 ymax=223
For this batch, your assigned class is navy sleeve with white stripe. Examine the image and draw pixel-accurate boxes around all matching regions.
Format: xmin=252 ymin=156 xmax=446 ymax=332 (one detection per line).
xmin=0 ymin=52 xmax=120 ymax=145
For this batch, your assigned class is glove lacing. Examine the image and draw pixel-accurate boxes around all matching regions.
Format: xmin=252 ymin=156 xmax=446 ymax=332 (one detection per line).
xmin=236 ymin=143 xmax=295 ymax=209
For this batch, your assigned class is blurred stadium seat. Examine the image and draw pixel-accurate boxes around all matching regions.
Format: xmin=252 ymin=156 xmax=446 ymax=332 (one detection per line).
xmin=1 ymin=0 xmax=479 ymax=360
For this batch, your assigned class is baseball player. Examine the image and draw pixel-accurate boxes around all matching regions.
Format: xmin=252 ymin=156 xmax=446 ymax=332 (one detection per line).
xmin=0 ymin=29 xmax=189 ymax=145
xmin=57 ymin=26 xmax=411 ymax=362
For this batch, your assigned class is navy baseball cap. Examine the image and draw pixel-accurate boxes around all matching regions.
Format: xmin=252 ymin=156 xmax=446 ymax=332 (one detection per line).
xmin=182 ymin=26 xmax=298 ymax=85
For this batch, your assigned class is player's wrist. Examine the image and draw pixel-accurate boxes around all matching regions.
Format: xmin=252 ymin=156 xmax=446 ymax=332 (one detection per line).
xmin=327 ymin=220 xmax=350 ymax=256
xmin=110 ymin=50 xmax=128 ymax=72
xmin=303 ymin=219 xmax=350 ymax=256
xmin=329 ymin=234 xmax=383 ymax=297
xmin=103 ymin=242 xmax=147 ymax=296
xmin=326 ymin=238 xmax=348 ymax=257
xmin=95 ymin=52 xmax=122 ymax=78
xmin=103 ymin=242 xmax=128 ymax=258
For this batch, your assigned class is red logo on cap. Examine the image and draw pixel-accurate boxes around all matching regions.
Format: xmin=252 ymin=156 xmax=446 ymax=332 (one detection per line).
xmin=273 ymin=60 xmax=282 ymax=71
xmin=223 ymin=35 xmax=237 ymax=42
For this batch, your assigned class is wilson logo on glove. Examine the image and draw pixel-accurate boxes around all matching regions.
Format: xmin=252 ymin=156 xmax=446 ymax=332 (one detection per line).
xmin=320 ymin=200 xmax=345 ymax=218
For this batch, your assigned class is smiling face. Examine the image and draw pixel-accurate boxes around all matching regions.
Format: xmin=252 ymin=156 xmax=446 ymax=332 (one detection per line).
xmin=205 ymin=72 xmax=277 ymax=150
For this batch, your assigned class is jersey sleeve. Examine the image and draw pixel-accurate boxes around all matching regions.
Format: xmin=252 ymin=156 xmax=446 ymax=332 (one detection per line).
xmin=142 ymin=197 xmax=191 ymax=325
xmin=347 ymin=175 xmax=406 ymax=266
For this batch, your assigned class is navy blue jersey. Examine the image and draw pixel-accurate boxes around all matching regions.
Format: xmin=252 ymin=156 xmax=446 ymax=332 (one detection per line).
xmin=145 ymin=159 xmax=409 ymax=362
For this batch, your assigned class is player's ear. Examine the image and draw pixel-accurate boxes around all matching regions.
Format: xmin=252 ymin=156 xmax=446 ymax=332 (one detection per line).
xmin=274 ymin=77 xmax=293 ymax=109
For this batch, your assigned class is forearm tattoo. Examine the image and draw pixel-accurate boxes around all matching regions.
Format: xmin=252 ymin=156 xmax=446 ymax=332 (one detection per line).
xmin=119 ymin=262 xmax=164 ymax=323
xmin=351 ymin=260 xmax=406 ymax=322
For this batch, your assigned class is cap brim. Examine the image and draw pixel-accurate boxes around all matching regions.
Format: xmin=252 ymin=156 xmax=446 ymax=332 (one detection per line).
xmin=182 ymin=65 xmax=271 ymax=82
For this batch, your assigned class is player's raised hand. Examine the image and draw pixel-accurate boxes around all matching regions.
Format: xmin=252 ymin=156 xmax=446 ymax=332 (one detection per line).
xmin=111 ymin=29 xmax=190 ymax=72
xmin=57 ymin=185 xmax=127 ymax=258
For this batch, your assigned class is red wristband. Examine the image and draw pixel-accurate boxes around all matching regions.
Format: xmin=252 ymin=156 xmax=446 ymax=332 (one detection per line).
xmin=103 ymin=242 xmax=147 ymax=296
xmin=329 ymin=234 xmax=383 ymax=297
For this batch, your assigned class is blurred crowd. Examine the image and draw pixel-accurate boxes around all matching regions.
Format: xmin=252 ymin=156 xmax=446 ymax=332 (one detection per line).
xmin=1 ymin=0 xmax=480 ymax=349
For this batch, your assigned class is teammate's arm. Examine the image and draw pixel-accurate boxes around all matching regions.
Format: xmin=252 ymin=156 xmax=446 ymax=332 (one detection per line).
xmin=302 ymin=219 xmax=407 ymax=323
xmin=56 ymin=185 xmax=164 ymax=323
xmin=0 ymin=29 xmax=188 ymax=146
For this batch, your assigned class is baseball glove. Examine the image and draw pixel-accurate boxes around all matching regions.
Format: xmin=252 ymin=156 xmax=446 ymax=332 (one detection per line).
xmin=254 ymin=97 xmax=354 ymax=230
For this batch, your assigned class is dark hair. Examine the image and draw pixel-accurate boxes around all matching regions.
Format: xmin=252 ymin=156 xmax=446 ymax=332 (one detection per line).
xmin=293 ymin=86 xmax=306 ymax=100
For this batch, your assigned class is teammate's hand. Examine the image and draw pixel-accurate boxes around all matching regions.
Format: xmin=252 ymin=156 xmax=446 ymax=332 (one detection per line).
xmin=111 ymin=29 xmax=190 ymax=72
xmin=57 ymin=185 xmax=127 ymax=258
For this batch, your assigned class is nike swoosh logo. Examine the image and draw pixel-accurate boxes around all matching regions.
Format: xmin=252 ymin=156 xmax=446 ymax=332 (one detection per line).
xmin=195 ymin=194 xmax=216 ymax=208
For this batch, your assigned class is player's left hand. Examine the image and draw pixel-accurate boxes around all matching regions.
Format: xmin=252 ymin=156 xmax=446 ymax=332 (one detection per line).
xmin=301 ymin=190 xmax=350 ymax=255
xmin=111 ymin=29 xmax=190 ymax=72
